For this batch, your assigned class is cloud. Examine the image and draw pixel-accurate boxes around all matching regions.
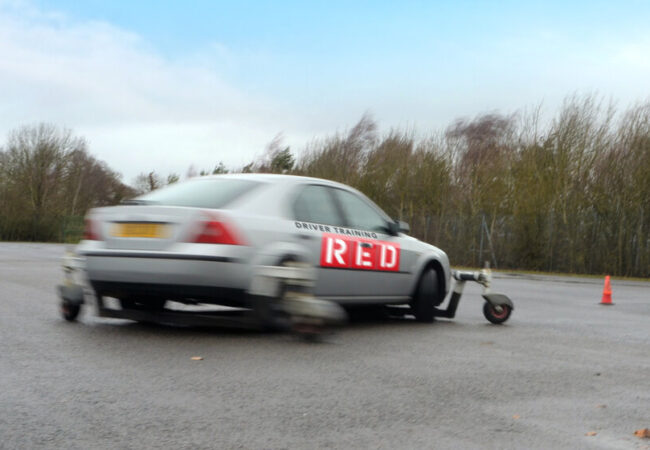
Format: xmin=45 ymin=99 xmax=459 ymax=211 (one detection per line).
xmin=616 ymin=40 xmax=650 ymax=71
xmin=2 ymin=1 xmax=649 ymax=184
xmin=0 ymin=1 xmax=286 ymax=181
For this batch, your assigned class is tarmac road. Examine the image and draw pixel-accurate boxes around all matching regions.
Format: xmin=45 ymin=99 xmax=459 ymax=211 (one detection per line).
xmin=1 ymin=243 xmax=649 ymax=449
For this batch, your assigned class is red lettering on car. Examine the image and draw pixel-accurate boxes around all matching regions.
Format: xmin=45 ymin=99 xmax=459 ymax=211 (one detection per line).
xmin=320 ymin=234 xmax=351 ymax=268
xmin=377 ymin=241 xmax=399 ymax=270
xmin=351 ymin=240 xmax=375 ymax=269
xmin=320 ymin=233 xmax=400 ymax=271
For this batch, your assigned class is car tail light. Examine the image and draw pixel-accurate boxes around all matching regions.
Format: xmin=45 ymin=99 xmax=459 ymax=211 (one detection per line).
xmin=83 ymin=218 xmax=100 ymax=240
xmin=191 ymin=214 xmax=244 ymax=245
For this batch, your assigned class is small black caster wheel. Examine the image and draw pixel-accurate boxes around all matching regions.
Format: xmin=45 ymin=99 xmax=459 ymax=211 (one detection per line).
xmin=60 ymin=301 xmax=81 ymax=322
xmin=483 ymin=302 xmax=512 ymax=324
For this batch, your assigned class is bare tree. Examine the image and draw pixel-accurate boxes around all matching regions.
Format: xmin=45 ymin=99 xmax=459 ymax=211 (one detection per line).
xmin=133 ymin=171 xmax=163 ymax=194
xmin=3 ymin=99 xmax=649 ymax=276
xmin=0 ymin=123 xmax=130 ymax=241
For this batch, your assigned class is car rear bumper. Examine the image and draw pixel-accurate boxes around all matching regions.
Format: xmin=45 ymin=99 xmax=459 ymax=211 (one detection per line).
xmin=80 ymin=249 xmax=252 ymax=305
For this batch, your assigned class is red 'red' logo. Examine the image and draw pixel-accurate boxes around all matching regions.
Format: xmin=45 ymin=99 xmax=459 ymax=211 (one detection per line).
xmin=320 ymin=233 xmax=400 ymax=271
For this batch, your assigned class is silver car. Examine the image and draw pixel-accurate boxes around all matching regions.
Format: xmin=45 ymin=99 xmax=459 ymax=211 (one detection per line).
xmin=71 ymin=174 xmax=451 ymax=324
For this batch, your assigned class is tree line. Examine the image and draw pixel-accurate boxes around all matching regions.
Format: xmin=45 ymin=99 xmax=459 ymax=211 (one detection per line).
xmin=0 ymin=124 xmax=134 ymax=241
xmin=252 ymin=95 xmax=650 ymax=277
xmin=1 ymin=95 xmax=649 ymax=277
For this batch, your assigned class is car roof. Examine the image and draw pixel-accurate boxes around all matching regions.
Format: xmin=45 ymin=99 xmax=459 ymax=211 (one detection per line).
xmin=209 ymin=173 xmax=393 ymax=221
xmin=200 ymin=173 xmax=353 ymax=190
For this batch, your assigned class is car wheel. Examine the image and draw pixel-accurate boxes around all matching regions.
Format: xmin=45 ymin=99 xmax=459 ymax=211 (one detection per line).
xmin=254 ymin=258 xmax=299 ymax=331
xmin=410 ymin=268 xmax=439 ymax=323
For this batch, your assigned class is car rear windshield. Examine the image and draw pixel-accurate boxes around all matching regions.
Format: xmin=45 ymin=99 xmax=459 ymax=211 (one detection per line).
xmin=135 ymin=178 xmax=262 ymax=209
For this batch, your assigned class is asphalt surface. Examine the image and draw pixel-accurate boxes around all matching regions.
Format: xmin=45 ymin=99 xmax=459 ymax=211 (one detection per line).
xmin=1 ymin=243 xmax=648 ymax=450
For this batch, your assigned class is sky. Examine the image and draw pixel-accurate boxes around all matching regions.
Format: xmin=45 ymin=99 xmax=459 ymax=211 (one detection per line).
xmin=1 ymin=0 xmax=649 ymax=184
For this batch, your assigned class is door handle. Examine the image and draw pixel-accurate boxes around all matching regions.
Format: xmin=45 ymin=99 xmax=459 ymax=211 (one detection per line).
xmin=295 ymin=234 xmax=315 ymax=240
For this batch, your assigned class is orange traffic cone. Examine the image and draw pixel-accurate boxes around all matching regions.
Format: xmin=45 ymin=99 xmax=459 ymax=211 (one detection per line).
xmin=600 ymin=275 xmax=613 ymax=305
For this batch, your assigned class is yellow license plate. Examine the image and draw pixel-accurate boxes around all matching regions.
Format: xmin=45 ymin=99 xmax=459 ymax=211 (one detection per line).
xmin=112 ymin=223 xmax=168 ymax=238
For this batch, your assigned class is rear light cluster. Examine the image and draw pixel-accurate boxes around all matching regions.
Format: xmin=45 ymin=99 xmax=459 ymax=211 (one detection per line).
xmin=83 ymin=213 xmax=244 ymax=245
xmin=83 ymin=218 xmax=100 ymax=240
xmin=191 ymin=214 xmax=245 ymax=245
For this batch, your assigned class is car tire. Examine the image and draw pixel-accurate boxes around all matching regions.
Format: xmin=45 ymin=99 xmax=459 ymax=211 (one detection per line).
xmin=255 ymin=258 xmax=299 ymax=331
xmin=410 ymin=268 xmax=438 ymax=323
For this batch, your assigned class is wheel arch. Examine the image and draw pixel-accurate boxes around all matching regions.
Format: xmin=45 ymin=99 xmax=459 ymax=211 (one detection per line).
xmin=250 ymin=241 xmax=313 ymax=267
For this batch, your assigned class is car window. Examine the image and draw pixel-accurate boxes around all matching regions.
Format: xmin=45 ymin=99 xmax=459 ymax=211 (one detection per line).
xmin=334 ymin=188 xmax=389 ymax=233
xmin=135 ymin=178 xmax=261 ymax=209
xmin=293 ymin=185 xmax=345 ymax=226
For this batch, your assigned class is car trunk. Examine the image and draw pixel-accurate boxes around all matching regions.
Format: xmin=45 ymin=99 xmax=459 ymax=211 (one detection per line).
xmin=94 ymin=205 xmax=213 ymax=251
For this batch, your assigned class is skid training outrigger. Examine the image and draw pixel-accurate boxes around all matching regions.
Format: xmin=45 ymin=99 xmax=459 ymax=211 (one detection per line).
xmin=56 ymin=252 xmax=346 ymax=338
xmin=57 ymin=254 xmax=513 ymax=334
xmin=436 ymin=265 xmax=514 ymax=324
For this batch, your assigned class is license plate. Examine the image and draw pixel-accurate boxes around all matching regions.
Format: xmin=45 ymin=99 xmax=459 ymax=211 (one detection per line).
xmin=112 ymin=222 xmax=169 ymax=238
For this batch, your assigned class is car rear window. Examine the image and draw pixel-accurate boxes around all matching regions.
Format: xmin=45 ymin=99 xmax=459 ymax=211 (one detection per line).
xmin=136 ymin=178 xmax=262 ymax=209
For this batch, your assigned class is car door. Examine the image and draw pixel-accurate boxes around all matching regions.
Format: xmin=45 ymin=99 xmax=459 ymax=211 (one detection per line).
xmin=330 ymin=187 xmax=418 ymax=298
xmin=292 ymin=183 xmax=418 ymax=301
xmin=291 ymin=184 xmax=356 ymax=298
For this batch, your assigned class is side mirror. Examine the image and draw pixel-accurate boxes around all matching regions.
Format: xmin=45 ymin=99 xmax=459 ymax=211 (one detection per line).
xmin=388 ymin=220 xmax=410 ymax=235
xmin=397 ymin=220 xmax=410 ymax=233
